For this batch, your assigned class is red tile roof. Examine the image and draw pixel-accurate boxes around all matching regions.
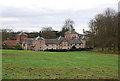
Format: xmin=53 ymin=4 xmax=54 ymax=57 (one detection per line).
xmin=3 ymin=40 xmax=17 ymax=46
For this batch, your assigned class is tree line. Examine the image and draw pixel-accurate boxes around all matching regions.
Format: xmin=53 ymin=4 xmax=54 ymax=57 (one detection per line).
xmin=85 ymin=8 xmax=118 ymax=53
xmin=1 ymin=19 xmax=74 ymax=41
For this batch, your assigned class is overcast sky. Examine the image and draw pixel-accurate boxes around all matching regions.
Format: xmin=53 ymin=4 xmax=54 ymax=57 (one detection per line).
xmin=0 ymin=0 xmax=119 ymax=33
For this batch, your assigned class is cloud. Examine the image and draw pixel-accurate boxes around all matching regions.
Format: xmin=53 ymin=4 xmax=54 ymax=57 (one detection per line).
xmin=119 ymin=1 xmax=120 ymax=12
xmin=0 ymin=0 xmax=118 ymax=10
xmin=0 ymin=7 xmax=97 ymax=26
xmin=0 ymin=0 xmax=118 ymax=33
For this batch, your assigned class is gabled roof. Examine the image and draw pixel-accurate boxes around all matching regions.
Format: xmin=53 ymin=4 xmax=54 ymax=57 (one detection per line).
xmin=35 ymin=36 xmax=45 ymax=40
xmin=3 ymin=40 xmax=17 ymax=46
xmin=46 ymin=38 xmax=81 ymax=45
xmin=22 ymin=38 xmax=34 ymax=44
xmin=68 ymin=39 xmax=81 ymax=44
xmin=18 ymin=32 xmax=28 ymax=36
xmin=46 ymin=39 xmax=62 ymax=44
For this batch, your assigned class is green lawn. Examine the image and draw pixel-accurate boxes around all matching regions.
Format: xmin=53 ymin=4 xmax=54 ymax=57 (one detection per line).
xmin=2 ymin=50 xmax=118 ymax=79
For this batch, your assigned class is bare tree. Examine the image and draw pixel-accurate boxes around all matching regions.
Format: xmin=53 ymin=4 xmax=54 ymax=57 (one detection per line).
xmin=59 ymin=19 xmax=75 ymax=37
xmin=87 ymin=8 xmax=118 ymax=53
xmin=40 ymin=27 xmax=57 ymax=39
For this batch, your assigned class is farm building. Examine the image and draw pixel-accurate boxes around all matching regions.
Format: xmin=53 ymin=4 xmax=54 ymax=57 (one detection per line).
xmin=2 ymin=28 xmax=86 ymax=51
xmin=21 ymin=29 xmax=86 ymax=51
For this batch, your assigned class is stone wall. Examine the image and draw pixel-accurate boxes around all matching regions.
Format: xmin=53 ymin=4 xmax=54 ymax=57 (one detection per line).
xmin=32 ymin=40 xmax=45 ymax=51
xmin=59 ymin=40 xmax=71 ymax=49
xmin=45 ymin=44 xmax=58 ymax=50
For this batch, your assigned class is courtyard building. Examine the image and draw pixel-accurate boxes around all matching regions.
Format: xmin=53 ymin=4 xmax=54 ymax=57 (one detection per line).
xmin=21 ymin=29 xmax=86 ymax=51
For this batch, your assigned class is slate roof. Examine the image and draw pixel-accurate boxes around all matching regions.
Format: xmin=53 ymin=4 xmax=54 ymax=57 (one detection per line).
xmin=46 ymin=38 xmax=81 ymax=45
xmin=68 ymin=39 xmax=81 ymax=44
xmin=35 ymin=36 xmax=45 ymax=40
xmin=46 ymin=39 xmax=62 ymax=44
xmin=21 ymin=35 xmax=82 ymax=45
xmin=18 ymin=32 xmax=28 ymax=36
xmin=22 ymin=38 xmax=34 ymax=44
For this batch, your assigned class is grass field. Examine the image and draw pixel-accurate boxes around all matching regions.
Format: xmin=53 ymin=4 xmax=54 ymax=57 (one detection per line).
xmin=2 ymin=50 xmax=118 ymax=79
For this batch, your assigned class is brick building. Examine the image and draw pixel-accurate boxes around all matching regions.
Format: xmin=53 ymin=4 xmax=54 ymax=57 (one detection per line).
xmin=21 ymin=29 xmax=86 ymax=51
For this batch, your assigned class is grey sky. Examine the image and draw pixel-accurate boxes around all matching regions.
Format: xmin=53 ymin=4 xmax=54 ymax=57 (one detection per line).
xmin=0 ymin=0 xmax=118 ymax=33
xmin=118 ymin=1 xmax=120 ymax=12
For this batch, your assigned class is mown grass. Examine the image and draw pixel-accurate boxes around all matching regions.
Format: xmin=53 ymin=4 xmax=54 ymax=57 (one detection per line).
xmin=2 ymin=50 xmax=118 ymax=79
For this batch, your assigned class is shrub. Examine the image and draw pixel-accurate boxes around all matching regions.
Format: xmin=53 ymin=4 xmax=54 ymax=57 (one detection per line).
xmin=14 ymin=45 xmax=23 ymax=50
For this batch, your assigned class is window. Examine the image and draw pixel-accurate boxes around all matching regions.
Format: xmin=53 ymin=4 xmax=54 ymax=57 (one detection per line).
xmin=23 ymin=44 xmax=25 ymax=46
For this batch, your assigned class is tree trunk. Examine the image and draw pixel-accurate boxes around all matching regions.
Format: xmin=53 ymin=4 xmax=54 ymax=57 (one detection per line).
xmin=113 ymin=45 xmax=116 ymax=53
xmin=108 ymin=47 xmax=111 ymax=52
xmin=102 ymin=48 xmax=104 ymax=51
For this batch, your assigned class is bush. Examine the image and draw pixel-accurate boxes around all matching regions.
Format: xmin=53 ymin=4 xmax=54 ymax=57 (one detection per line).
xmin=14 ymin=45 xmax=23 ymax=50
xmin=70 ymin=47 xmax=93 ymax=51
xmin=2 ymin=44 xmax=14 ymax=49
xmin=44 ymin=47 xmax=93 ymax=52
xmin=44 ymin=49 xmax=68 ymax=52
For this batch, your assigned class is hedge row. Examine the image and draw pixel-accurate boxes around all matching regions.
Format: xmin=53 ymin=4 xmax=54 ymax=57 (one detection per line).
xmin=44 ymin=48 xmax=93 ymax=52
xmin=2 ymin=45 xmax=23 ymax=50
